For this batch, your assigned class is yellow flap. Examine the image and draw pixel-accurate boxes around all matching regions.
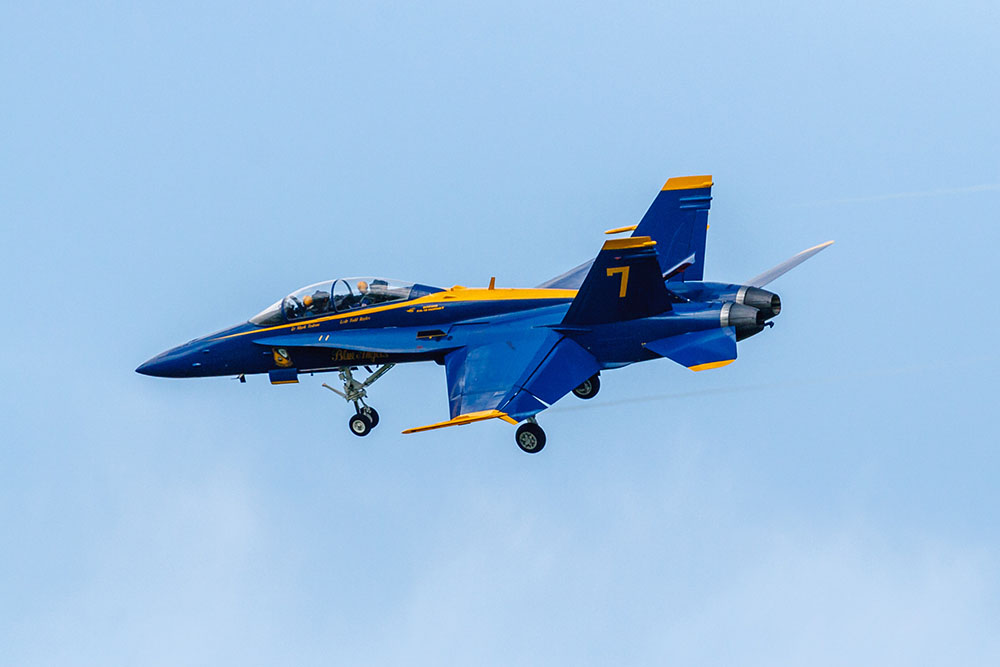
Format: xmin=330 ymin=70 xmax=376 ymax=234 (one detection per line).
xmin=402 ymin=409 xmax=518 ymax=434
xmin=688 ymin=359 xmax=734 ymax=372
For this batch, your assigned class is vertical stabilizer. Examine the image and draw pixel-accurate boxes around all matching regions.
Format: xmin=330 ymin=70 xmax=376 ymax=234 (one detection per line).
xmin=633 ymin=175 xmax=713 ymax=281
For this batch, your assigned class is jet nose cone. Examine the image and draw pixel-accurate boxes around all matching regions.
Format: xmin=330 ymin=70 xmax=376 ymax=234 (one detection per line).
xmin=136 ymin=346 xmax=189 ymax=377
xmin=136 ymin=355 xmax=168 ymax=376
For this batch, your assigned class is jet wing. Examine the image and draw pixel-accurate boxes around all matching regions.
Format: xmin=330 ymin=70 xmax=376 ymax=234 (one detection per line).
xmin=536 ymin=259 xmax=593 ymax=290
xmin=403 ymin=327 xmax=600 ymax=433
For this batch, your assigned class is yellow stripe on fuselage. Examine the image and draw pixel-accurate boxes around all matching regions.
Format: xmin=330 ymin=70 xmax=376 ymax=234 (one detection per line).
xmin=215 ymin=287 xmax=578 ymax=341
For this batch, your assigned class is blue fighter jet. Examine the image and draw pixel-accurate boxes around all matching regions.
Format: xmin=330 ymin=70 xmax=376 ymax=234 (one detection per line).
xmin=137 ymin=176 xmax=832 ymax=453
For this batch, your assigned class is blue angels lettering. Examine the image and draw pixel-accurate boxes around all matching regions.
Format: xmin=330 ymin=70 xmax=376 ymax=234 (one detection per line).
xmin=137 ymin=176 xmax=833 ymax=453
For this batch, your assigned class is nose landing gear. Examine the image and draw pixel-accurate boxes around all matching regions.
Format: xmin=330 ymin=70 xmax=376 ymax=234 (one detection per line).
xmin=323 ymin=364 xmax=394 ymax=437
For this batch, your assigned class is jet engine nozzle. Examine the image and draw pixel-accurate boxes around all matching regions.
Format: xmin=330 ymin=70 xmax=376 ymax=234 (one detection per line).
xmin=737 ymin=287 xmax=781 ymax=320
xmin=721 ymin=302 xmax=766 ymax=341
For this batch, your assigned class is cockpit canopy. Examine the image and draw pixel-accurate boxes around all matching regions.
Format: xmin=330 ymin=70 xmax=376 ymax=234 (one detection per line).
xmin=250 ymin=278 xmax=442 ymax=326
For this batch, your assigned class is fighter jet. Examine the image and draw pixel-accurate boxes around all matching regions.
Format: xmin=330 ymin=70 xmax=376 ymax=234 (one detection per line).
xmin=137 ymin=175 xmax=832 ymax=453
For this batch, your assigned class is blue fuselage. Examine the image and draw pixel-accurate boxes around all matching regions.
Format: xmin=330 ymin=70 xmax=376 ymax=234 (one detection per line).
xmin=136 ymin=286 xmax=741 ymax=380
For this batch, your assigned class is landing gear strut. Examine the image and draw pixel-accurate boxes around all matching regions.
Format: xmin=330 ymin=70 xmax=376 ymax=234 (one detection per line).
xmin=515 ymin=419 xmax=546 ymax=453
xmin=323 ymin=364 xmax=394 ymax=437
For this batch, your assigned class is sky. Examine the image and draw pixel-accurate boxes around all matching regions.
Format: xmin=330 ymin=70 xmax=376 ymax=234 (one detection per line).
xmin=2 ymin=1 xmax=999 ymax=664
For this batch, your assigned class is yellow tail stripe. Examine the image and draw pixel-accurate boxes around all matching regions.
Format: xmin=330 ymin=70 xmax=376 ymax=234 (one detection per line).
xmin=662 ymin=175 xmax=713 ymax=191
xmin=602 ymin=236 xmax=656 ymax=251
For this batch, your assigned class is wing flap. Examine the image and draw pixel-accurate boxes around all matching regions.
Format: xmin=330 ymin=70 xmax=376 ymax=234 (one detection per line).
xmin=401 ymin=410 xmax=518 ymax=434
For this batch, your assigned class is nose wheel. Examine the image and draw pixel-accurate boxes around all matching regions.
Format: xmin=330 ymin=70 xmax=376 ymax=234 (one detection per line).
xmin=349 ymin=412 xmax=372 ymax=436
xmin=323 ymin=365 xmax=393 ymax=437
xmin=347 ymin=406 xmax=380 ymax=437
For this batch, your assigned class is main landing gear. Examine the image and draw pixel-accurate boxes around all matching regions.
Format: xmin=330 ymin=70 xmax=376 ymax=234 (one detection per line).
xmin=323 ymin=364 xmax=394 ymax=437
xmin=572 ymin=373 xmax=600 ymax=400
xmin=515 ymin=419 xmax=546 ymax=454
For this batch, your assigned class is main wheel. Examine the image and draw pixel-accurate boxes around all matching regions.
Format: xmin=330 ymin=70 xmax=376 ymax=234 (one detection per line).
xmin=515 ymin=422 xmax=546 ymax=453
xmin=349 ymin=413 xmax=373 ymax=437
xmin=572 ymin=374 xmax=600 ymax=400
xmin=362 ymin=406 xmax=380 ymax=427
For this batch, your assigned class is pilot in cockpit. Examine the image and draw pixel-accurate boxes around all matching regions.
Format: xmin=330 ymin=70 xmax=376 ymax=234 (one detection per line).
xmin=356 ymin=280 xmax=370 ymax=306
xmin=357 ymin=279 xmax=390 ymax=306
xmin=303 ymin=289 xmax=331 ymax=314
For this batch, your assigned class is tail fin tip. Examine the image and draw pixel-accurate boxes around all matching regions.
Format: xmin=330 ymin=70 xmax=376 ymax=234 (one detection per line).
xmin=662 ymin=175 xmax=713 ymax=191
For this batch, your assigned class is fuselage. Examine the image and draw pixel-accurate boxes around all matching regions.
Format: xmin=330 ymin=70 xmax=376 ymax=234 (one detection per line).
xmin=137 ymin=287 xmax=575 ymax=378
xmin=135 ymin=284 xmax=742 ymax=380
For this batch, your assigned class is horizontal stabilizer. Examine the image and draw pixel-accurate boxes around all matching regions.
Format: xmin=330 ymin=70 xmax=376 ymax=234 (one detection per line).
xmin=747 ymin=241 xmax=834 ymax=287
xmin=645 ymin=327 xmax=737 ymax=371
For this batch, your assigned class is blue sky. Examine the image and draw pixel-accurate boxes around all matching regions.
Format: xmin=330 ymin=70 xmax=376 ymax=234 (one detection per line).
xmin=2 ymin=1 xmax=999 ymax=664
